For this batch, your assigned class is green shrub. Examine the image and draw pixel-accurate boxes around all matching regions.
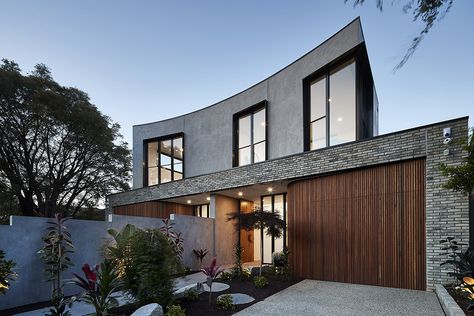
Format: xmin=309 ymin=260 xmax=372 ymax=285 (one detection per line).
xmin=166 ymin=304 xmax=186 ymax=316
xmin=254 ymin=276 xmax=269 ymax=288
xmin=106 ymin=225 xmax=175 ymax=305
xmin=216 ymin=294 xmax=234 ymax=310
xmin=183 ymin=288 xmax=200 ymax=302
xmin=232 ymin=243 xmax=244 ymax=279
xmin=272 ymin=248 xmax=291 ymax=279
xmin=219 ymin=271 xmax=233 ymax=281
xmin=0 ymin=250 xmax=17 ymax=294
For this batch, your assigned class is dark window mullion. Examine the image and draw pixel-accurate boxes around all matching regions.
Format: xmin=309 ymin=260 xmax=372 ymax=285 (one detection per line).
xmin=250 ymin=112 xmax=254 ymax=164
xmin=170 ymin=139 xmax=174 ymax=181
xmin=158 ymin=144 xmax=161 ymax=184
xmin=326 ymin=73 xmax=330 ymax=147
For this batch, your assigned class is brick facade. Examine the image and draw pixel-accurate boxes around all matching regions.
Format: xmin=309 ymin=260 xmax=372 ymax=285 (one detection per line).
xmin=109 ymin=117 xmax=470 ymax=289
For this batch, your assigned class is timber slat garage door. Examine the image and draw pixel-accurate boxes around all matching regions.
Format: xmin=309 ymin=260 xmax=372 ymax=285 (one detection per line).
xmin=287 ymin=159 xmax=426 ymax=290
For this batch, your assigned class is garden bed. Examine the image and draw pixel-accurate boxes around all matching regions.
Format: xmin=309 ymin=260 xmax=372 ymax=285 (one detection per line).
xmin=446 ymin=285 xmax=474 ymax=315
xmin=111 ymin=274 xmax=301 ymax=315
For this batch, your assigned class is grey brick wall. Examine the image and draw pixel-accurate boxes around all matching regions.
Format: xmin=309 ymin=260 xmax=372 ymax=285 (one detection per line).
xmin=109 ymin=116 xmax=470 ymax=289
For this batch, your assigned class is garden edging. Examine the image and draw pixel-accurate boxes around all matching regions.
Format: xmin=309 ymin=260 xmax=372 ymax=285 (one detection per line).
xmin=435 ymin=284 xmax=465 ymax=316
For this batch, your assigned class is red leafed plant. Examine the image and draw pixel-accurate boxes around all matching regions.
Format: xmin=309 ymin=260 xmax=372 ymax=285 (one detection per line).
xmin=201 ymin=257 xmax=224 ymax=305
xmin=72 ymin=260 xmax=121 ymax=316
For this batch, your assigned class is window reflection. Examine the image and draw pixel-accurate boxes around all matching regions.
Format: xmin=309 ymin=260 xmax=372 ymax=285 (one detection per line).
xmin=309 ymin=59 xmax=356 ymax=149
xmin=144 ymin=136 xmax=184 ymax=186
xmin=329 ymin=61 xmax=356 ymax=145
xmin=236 ymin=106 xmax=266 ymax=166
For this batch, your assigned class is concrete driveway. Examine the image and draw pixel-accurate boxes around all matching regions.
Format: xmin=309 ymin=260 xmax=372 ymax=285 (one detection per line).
xmin=235 ymin=280 xmax=444 ymax=316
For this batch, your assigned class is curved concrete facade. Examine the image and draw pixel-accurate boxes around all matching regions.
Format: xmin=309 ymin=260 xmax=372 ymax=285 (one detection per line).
xmin=133 ymin=18 xmax=365 ymax=188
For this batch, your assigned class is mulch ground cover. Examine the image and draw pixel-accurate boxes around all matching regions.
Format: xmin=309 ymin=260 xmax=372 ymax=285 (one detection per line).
xmin=1 ymin=274 xmax=300 ymax=316
xmin=111 ymin=274 xmax=300 ymax=315
xmin=177 ymin=275 xmax=301 ymax=316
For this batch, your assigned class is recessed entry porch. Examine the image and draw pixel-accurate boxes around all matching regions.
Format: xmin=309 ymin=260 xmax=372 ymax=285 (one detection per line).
xmin=162 ymin=181 xmax=290 ymax=266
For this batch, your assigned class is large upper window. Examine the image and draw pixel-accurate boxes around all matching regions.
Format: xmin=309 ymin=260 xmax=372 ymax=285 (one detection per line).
xmin=144 ymin=135 xmax=183 ymax=186
xmin=309 ymin=59 xmax=356 ymax=150
xmin=235 ymin=106 xmax=266 ymax=166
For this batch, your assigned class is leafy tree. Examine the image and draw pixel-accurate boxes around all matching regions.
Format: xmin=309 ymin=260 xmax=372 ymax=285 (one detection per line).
xmin=348 ymin=0 xmax=454 ymax=70
xmin=227 ymin=207 xmax=286 ymax=276
xmin=440 ymin=130 xmax=474 ymax=195
xmin=0 ymin=59 xmax=131 ymax=217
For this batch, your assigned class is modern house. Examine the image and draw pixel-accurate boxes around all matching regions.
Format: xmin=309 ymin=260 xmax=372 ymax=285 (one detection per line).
xmin=108 ymin=18 xmax=470 ymax=291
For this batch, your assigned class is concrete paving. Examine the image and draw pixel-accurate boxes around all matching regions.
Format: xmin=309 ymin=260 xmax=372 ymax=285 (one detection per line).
xmin=235 ymin=280 xmax=445 ymax=316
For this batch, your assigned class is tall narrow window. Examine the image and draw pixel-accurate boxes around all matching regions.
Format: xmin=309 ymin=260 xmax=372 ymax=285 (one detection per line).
xmin=144 ymin=135 xmax=184 ymax=186
xmin=236 ymin=106 xmax=266 ymax=166
xmin=259 ymin=193 xmax=287 ymax=264
xmin=194 ymin=204 xmax=210 ymax=218
xmin=308 ymin=59 xmax=356 ymax=150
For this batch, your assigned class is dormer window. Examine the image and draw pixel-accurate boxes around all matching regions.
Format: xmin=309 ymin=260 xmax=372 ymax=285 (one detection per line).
xmin=144 ymin=134 xmax=183 ymax=186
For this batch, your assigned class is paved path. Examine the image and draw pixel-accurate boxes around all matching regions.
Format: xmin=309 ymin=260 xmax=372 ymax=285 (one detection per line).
xmin=235 ymin=280 xmax=445 ymax=316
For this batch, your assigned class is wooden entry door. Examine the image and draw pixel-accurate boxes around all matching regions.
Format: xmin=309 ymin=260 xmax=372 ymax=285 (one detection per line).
xmin=287 ymin=159 xmax=426 ymax=290
xmin=239 ymin=200 xmax=254 ymax=262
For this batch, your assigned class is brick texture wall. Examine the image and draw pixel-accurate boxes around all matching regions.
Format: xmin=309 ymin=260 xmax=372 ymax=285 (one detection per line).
xmin=109 ymin=117 xmax=470 ymax=289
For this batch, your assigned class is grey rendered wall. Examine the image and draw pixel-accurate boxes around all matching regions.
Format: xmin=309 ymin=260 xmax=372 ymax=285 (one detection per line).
xmin=0 ymin=214 xmax=213 ymax=310
xmin=132 ymin=18 xmax=364 ymax=188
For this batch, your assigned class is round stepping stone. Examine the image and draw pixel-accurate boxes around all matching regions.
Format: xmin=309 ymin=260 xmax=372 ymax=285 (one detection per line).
xmin=203 ymin=282 xmax=230 ymax=292
xmin=218 ymin=293 xmax=255 ymax=305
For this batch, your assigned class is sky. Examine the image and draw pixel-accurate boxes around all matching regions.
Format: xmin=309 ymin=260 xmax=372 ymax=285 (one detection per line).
xmin=0 ymin=0 xmax=473 ymax=148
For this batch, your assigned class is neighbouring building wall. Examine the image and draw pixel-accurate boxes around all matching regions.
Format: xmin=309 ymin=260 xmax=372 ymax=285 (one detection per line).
xmin=0 ymin=214 xmax=213 ymax=310
xmin=132 ymin=18 xmax=365 ymax=188
xmin=213 ymin=194 xmax=239 ymax=265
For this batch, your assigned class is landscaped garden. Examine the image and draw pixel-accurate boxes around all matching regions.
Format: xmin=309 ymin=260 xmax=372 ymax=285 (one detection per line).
xmin=0 ymin=206 xmax=300 ymax=315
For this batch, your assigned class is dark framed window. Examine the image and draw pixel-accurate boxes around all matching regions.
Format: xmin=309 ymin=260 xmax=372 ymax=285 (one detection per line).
xmin=260 ymin=193 xmax=287 ymax=264
xmin=144 ymin=134 xmax=184 ymax=186
xmin=233 ymin=101 xmax=267 ymax=167
xmin=194 ymin=204 xmax=210 ymax=218
xmin=308 ymin=58 xmax=356 ymax=150
xmin=304 ymin=44 xmax=376 ymax=150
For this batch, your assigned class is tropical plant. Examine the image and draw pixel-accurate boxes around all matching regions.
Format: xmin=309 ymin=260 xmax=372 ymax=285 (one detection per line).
xmin=106 ymin=225 xmax=175 ymax=305
xmin=166 ymin=304 xmax=186 ymax=316
xmin=227 ymin=207 xmax=286 ymax=276
xmin=254 ymin=276 xmax=269 ymax=289
xmin=160 ymin=219 xmax=184 ymax=271
xmin=192 ymin=248 xmax=208 ymax=268
xmin=72 ymin=260 xmax=121 ymax=315
xmin=106 ymin=224 xmax=136 ymax=277
xmin=439 ymin=237 xmax=474 ymax=282
xmin=232 ymin=243 xmax=244 ymax=280
xmin=38 ymin=213 xmax=74 ymax=314
xmin=0 ymin=249 xmax=17 ymax=294
xmin=216 ymin=294 xmax=235 ymax=311
xmin=45 ymin=296 xmax=75 ymax=316
xmin=201 ymin=257 xmax=224 ymax=306
xmin=183 ymin=288 xmax=200 ymax=302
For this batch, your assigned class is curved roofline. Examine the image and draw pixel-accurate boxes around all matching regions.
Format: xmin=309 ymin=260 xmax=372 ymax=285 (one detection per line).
xmin=134 ymin=16 xmax=363 ymax=128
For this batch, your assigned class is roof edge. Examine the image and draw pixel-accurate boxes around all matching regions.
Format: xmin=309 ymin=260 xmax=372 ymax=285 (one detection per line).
xmin=133 ymin=17 xmax=363 ymax=128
